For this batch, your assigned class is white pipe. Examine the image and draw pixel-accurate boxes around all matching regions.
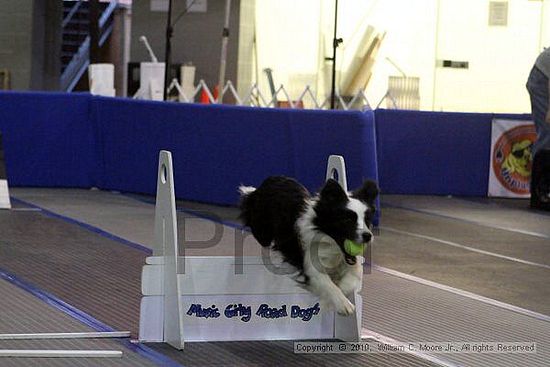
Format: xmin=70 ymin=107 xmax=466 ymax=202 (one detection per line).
xmin=122 ymin=7 xmax=132 ymax=96
xmin=140 ymin=35 xmax=159 ymax=63
xmin=0 ymin=331 xmax=131 ymax=340
xmin=385 ymin=57 xmax=407 ymax=78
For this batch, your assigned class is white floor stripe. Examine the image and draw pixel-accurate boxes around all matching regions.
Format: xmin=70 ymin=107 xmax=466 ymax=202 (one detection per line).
xmin=0 ymin=331 xmax=131 ymax=340
xmin=373 ymin=265 xmax=550 ymax=323
xmin=382 ymin=203 xmax=550 ymax=240
xmin=361 ymin=328 xmax=463 ymax=367
xmin=490 ymin=226 xmax=550 ymax=240
xmin=381 ymin=226 xmax=550 ymax=270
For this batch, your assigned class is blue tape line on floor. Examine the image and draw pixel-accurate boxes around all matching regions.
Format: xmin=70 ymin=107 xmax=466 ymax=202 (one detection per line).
xmin=0 ymin=218 xmax=185 ymax=367
xmin=126 ymin=342 xmax=187 ymax=367
xmin=0 ymin=267 xmax=115 ymax=332
xmin=10 ymin=196 xmax=153 ymax=254
xmin=0 ymin=267 xmax=185 ymax=366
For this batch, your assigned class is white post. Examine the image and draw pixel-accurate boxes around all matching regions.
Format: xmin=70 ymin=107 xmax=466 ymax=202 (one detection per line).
xmin=0 ymin=132 xmax=10 ymax=209
xmin=137 ymin=62 xmax=166 ymax=101
xmin=326 ymin=155 xmax=362 ymax=341
xmin=154 ymin=151 xmax=184 ymax=349
xmin=121 ymin=5 xmax=132 ymax=97
xmin=217 ymin=0 xmax=232 ymax=103
xmin=180 ymin=64 xmax=196 ymax=103
xmin=88 ymin=63 xmax=116 ymax=97
xmin=0 ymin=179 xmax=9 ymax=209
xmin=136 ymin=35 xmax=164 ymax=100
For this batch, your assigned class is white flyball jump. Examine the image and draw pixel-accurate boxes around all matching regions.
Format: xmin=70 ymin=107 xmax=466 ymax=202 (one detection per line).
xmin=139 ymin=152 xmax=363 ymax=349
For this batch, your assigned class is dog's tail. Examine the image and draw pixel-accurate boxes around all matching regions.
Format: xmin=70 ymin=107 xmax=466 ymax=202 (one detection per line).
xmin=238 ymin=185 xmax=273 ymax=247
xmin=238 ymin=185 xmax=256 ymax=196
xmin=238 ymin=185 xmax=256 ymax=227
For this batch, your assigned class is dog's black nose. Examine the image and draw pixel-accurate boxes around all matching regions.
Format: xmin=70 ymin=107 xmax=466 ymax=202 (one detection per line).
xmin=362 ymin=233 xmax=372 ymax=243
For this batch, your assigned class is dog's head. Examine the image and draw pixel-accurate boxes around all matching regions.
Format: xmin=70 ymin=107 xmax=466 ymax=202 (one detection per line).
xmin=503 ymin=139 xmax=533 ymax=177
xmin=312 ymin=179 xmax=379 ymax=263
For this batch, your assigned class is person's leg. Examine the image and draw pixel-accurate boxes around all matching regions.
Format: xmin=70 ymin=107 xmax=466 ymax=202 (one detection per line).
xmin=526 ymin=66 xmax=550 ymax=156
xmin=527 ymin=67 xmax=550 ymax=207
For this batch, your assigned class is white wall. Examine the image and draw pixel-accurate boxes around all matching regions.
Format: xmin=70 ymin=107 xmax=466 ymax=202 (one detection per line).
xmin=349 ymin=0 xmax=438 ymax=110
xmin=252 ymin=0 xmax=549 ymax=113
xmin=432 ymin=0 xmax=541 ymax=112
xmin=543 ymin=1 xmax=550 ymax=48
xmin=254 ymin=0 xmax=321 ymax=100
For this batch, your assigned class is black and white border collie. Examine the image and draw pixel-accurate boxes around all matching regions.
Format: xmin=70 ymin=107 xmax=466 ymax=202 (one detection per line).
xmin=239 ymin=176 xmax=379 ymax=316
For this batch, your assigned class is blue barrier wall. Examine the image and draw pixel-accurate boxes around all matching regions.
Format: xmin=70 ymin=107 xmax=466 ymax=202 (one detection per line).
xmin=2 ymin=91 xmax=532 ymax=200
xmin=0 ymin=92 xmax=378 ymax=207
xmin=375 ymin=109 xmax=532 ymax=196
xmin=0 ymin=92 xmax=96 ymax=188
xmin=92 ymin=97 xmax=378 ymax=205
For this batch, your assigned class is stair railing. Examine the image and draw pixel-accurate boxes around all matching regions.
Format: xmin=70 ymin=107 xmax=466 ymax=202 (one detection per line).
xmin=61 ymin=0 xmax=118 ymax=92
xmin=62 ymin=0 xmax=84 ymax=29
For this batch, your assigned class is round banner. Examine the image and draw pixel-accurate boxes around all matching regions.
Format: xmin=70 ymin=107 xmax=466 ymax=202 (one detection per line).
xmin=492 ymin=124 xmax=537 ymax=195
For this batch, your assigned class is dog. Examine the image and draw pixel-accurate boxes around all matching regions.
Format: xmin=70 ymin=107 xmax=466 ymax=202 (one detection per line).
xmin=239 ymin=176 xmax=378 ymax=316
xmin=502 ymin=139 xmax=533 ymax=177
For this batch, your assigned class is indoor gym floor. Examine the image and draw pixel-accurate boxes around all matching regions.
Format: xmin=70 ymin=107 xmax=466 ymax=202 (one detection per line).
xmin=0 ymin=187 xmax=548 ymax=366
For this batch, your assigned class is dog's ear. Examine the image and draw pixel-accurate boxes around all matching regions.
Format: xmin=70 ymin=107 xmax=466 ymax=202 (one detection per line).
xmin=352 ymin=180 xmax=379 ymax=205
xmin=319 ymin=179 xmax=348 ymax=203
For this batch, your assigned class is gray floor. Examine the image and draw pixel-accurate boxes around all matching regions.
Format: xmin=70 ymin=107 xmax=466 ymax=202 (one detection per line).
xmin=0 ymin=277 xmax=94 ymax=335
xmin=147 ymin=338 xmax=440 ymax=367
xmin=375 ymin=207 xmax=550 ymax=315
xmin=364 ymin=270 xmax=549 ymax=367
xmin=0 ymin=277 xmax=158 ymax=367
xmin=2 ymin=188 xmax=550 ymax=366
xmin=382 ymin=195 xmax=550 ymax=238
xmin=0 ymin=207 xmax=147 ymax=337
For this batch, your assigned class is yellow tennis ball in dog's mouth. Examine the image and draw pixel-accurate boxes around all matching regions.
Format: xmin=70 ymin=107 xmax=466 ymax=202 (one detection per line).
xmin=344 ymin=239 xmax=365 ymax=256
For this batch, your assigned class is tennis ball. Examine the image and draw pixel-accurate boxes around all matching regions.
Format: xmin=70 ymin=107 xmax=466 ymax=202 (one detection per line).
xmin=344 ymin=239 xmax=364 ymax=256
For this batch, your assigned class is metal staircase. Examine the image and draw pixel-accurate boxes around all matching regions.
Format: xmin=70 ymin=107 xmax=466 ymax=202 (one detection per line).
xmin=60 ymin=0 xmax=118 ymax=92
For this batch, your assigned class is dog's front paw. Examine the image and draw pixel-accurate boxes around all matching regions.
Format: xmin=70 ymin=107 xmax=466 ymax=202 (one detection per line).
xmin=335 ymin=297 xmax=355 ymax=316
